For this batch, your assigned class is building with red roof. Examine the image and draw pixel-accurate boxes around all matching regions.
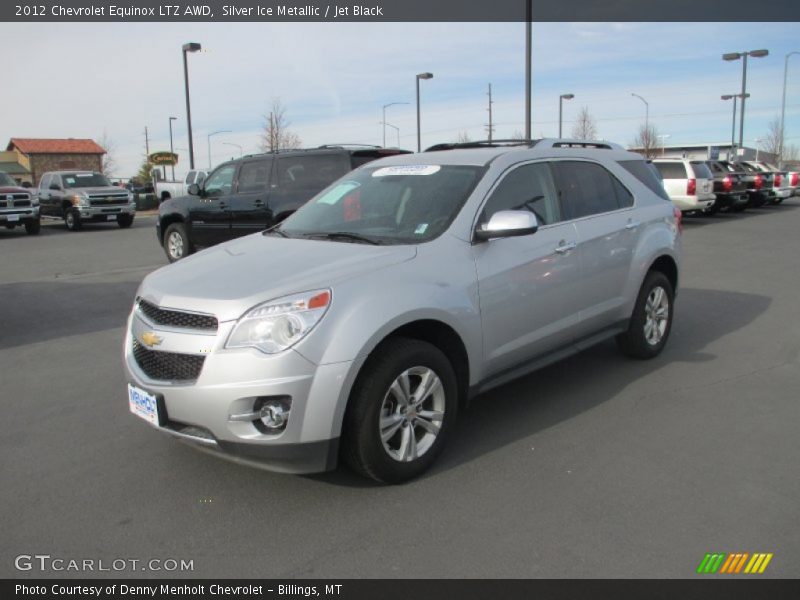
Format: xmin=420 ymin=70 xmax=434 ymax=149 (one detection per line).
xmin=4 ymin=138 xmax=106 ymax=185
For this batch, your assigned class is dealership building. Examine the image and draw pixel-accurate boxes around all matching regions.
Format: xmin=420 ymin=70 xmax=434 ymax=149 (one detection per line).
xmin=2 ymin=138 xmax=106 ymax=186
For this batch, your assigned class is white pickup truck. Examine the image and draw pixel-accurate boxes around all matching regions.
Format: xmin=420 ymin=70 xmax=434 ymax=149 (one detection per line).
xmin=153 ymin=169 xmax=207 ymax=202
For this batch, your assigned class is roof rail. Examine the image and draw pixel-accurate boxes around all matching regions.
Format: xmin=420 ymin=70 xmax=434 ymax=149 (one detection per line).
xmin=317 ymin=144 xmax=382 ymax=150
xmin=540 ymin=138 xmax=624 ymax=150
xmin=425 ymin=139 xmax=539 ymax=152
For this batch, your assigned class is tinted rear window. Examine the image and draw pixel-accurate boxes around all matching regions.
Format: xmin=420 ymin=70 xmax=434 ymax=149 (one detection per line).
xmin=690 ymin=162 xmax=713 ymax=179
xmin=617 ymin=159 xmax=670 ymax=201
xmin=653 ymin=162 xmax=687 ymax=180
xmin=276 ymin=154 xmax=351 ymax=190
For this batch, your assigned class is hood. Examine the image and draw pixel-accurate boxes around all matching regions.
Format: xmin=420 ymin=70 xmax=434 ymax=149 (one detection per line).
xmin=140 ymin=233 xmax=417 ymax=321
xmin=0 ymin=186 xmax=32 ymax=195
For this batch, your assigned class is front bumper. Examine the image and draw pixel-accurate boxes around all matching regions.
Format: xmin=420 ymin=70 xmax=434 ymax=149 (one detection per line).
xmin=123 ymin=308 xmax=353 ymax=474
xmin=77 ymin=202 xmax=136 ymax=219
xmin=0 ymin=205 xmax=39 ymax=224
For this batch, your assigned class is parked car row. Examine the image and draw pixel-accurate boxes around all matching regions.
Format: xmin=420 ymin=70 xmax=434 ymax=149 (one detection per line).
xmin=652 ymin=158 xmax=798 ymax=215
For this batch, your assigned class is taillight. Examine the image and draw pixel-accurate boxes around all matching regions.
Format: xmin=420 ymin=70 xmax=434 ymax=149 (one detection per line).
xmin=774 ymin=173 xmax=782 ymax=187
xmin=673 ymin=206 xmax=683 ymax=234
xmin=687 ymin=178 xmax=696 ymax=195
xmin=722 ymin=176 xmax=733 ymax=192
xmin=791 ymin=172 xmax=799 ymax=186
xmin=754 ymin=174 xmax=763 ymax=189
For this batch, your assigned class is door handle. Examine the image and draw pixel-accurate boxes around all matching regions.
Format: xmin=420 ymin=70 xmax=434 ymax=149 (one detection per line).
xmin=625 ymin=220 xmax=641 ymax=230
xmin=218 ymin=202 xmax=226 ymax=209
xmin=554 ymin=241 xmax=577 ymax=255
xmin=254 ymin=199 xmax=264 ymax=206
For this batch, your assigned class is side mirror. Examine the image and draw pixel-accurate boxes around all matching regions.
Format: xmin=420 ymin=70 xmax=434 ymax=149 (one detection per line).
xmin=475 ymin=210 xmax=538 ymax=242
xmin=187 ymin=183 xmax=200 ymax=196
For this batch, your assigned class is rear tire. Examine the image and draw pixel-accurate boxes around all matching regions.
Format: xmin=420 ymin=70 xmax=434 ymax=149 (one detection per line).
xmin=117 ymin=213 xmax=134 ymax=228
xmin=64 ymin=209 xmax=82 ymax=231
xmin=25 ymin=219 xmax=41 ymax=235
xmin=616 ymin=271 xmax=674 ymax=360
xmin=164 ymin=222 xmax=192 ymax=262
xmin=341 ymin=338 xmax=458 ymax=484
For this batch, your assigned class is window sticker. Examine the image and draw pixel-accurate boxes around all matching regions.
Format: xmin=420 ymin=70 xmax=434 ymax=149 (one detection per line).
xmin=76 ymin=173 xmax=93 ymax=177
xmin=65 ymin=178 xmax=76 ymax=185
xmin=372 ymin=165 xmax=441 ymax=177
xmin=414 ymin=223 xmax=429 ymax=235
xmin=317 ymin=181 xmax=361 ymax=205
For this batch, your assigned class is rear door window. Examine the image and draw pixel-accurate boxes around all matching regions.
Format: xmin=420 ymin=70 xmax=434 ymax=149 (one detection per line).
xmin=653 ymin=162 xmax=687 ymax=180
xmin=551 ymin=161 xmax=624 ymax=219
xmin=617 ymin=159 xmax=669 ymax=201
xmin=236 ymin=159 xmax=271 ymax=194
xmin=276 ymin=153 xmax=351 ymax=191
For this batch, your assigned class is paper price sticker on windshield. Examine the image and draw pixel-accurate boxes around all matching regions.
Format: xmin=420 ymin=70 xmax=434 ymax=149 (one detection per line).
xmin=372 ymin=165 xmax=441 ymax=177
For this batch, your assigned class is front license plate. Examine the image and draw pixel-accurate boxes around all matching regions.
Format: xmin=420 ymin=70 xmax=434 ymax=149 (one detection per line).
xmin=128 ymin=383 xmax=159 ymax=425
xmin=7 ymin=214 xmax=19 ymax=222
xmin=107 ymin=214 xmax=117 ymax=221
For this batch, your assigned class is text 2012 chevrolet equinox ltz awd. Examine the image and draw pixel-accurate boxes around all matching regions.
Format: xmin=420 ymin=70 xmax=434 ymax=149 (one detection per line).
xmin=124 ymin=140 xmax=681 ymax=483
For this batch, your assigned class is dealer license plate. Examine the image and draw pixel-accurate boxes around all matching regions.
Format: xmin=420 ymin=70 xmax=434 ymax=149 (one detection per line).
xmin=128 ymin=383 xmax=159 ymax=425
xmin=107 ymin=215 xmax=117 ymax=221
xmin=7 ymin=214 xmax=19 ymax=222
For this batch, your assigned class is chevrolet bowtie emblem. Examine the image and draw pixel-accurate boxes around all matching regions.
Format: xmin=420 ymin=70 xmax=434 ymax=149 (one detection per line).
xmin=141 ymin=332 xmax=163 ymax=347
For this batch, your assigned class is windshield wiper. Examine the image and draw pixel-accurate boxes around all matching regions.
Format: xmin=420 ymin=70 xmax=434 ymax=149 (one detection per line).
xmin=306 ymin=231 xmax=382 ymax=245
xmin=262 ymin=225 xmax=289 ymax=238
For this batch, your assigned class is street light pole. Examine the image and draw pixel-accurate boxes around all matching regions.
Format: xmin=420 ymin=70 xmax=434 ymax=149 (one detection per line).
xmin=182 ymin=42 xmax=202 ymax=169
xmin=381 ymin=122 xmax=401 ymax=147
xmin=722 ymin=93 xmax=749 ymax=159
xmin=222 ymin=142 xmax=243 ymax=159
xmin=416 ymin=72 xmax=433 ymax=152
xmin=558 ymin=93 xmax=574 ymax=138
xmin=780 ymin=51 xmax=799 ymax=166
xmin=382 ymin=102 xmax=409 ymax=147
xmin=168 ymin=116 xmax=177 ymax=181
xmin=723 ymin=49 xmax=769 ymax=150
xmin=207 ymin=130 xmax=231 ymax=169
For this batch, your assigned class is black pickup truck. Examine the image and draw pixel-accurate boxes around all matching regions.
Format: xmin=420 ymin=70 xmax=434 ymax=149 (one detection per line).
xmin=706 ymin=161 xmax=749 ymax=213
xmin=157 ymin=146 xmax=411 ymax=262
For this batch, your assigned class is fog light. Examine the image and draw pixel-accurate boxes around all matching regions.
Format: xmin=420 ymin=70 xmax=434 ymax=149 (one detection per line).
xmin=260 ymin=401 xmax=289 ymax=429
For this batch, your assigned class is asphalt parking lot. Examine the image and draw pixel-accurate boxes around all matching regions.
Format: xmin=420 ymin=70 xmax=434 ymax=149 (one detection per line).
xmin=1 ymin=205 xmax=799 ymax=579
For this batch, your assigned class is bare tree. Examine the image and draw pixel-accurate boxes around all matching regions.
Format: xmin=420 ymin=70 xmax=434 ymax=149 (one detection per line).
xmin=783 ymin=143 xmax=799 ymax=162
xmin=632 ymin=123 xmax=660 ymax=158
xmin=570 ymin=106 xmax=598 ymax=140
xmin=456 ymin=131 xmax=472 ymax=143
xmin=260 ymin=98 xmax=302 ymax=152
xmin=510 ymin=130 xmax=527 ymax=140
xmin=98 ymin=129 xmax=118 ymax=177
xmin=761 ymin=116 xmax=783 ymax=161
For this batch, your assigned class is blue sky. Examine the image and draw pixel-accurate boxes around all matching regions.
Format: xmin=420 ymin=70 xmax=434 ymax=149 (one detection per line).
xmin=2 ymin=21 xmax=799 ymax=178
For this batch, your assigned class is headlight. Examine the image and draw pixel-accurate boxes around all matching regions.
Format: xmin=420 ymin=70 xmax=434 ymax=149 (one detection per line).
xmin=30 ymin=194 xmax=39 ymax=207
xmin=70 ymin=193 xmax=89 ymax=207
xmin=128 ymin=191 xmax=134 ymax=202
xmin=226 ymin=289 xmax=331 ymax=354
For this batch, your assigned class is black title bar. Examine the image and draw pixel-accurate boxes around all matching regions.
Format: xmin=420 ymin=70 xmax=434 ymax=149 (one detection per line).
xmin=3 ymin=0 xmax=800 ymax=22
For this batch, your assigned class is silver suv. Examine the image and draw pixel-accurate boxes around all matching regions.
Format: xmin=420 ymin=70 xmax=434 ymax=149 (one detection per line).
xmin=124 ymin=140 xmax=681 ymax=483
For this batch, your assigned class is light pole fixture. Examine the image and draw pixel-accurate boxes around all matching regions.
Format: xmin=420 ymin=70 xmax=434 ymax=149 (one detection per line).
xmin=222 ymin=142 xmax=243 ymax=159
xmin=723 ymin=49 xmax=769 ymax=149
xmin=168 ymin=116 xmax=177 ymax=181
xmin=631 ymin=92 xmax=649 ymax=130
xmin=780 ymin=51 xmax=799 ymax=165
xmin=207 ymin=130 xmax=231 ymax=169
xmin=558 ymin=93 xmax=574 ymax=138
xmin=182 ymin=42 xmax=202 ymax=169
xmin=722 ymin=93 xmax=750 ymax=158
xmin=416 ymin=72 xmax=433 ymax=152
xmin=382 ymin=102 xmax=409 ymax=147
xmin=380 ymin=121 xmax=401 ymax=147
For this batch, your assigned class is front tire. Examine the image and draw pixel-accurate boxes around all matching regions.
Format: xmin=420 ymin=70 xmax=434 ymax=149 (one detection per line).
xmin=341 ymin=338 xmax=458 ymax=484
xmin=25 ymin=219 xmax=41 ymax=235
xmin=616 ymin=271 xmax=674 ymax=359
xmin=117 ymin=213 xmax=134 ymax=228
xmin=163 ymin=222 xmax=192 ymax=262
xmin=64 ymin=209 xmax=82 ymax=231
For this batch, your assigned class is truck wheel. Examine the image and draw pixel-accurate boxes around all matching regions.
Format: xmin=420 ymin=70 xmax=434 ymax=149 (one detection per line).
xmin=341 ymin=337 xmax=458 ymax=484
xmin=25 ymin=219 xmax=41 ymax=235
xmin=164 ymin=222 xmax=192 ymax=262
xmin=64 ymin=209 xmax=82 ymax=231
xmin=616 ymin=271 xmax=674 ymax=360
xmin=117 ymin=214 xmax=134 ymax=228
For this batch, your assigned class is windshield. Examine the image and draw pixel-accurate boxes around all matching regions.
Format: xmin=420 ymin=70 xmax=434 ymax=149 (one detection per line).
xmin=278 ymin=164 xmax=484 ymax=244
xmin=0 ymin=172 xmax=16 ymax=186
xmin=61 ymin=172 xmax=111 ymax=188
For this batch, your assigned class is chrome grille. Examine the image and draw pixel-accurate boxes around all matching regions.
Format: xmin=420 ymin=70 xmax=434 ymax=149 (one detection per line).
xmin=132 ymin=339 xmax=205 ymax=382
xmin=137 ymin=299 xmax=218 ymax=331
